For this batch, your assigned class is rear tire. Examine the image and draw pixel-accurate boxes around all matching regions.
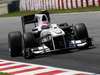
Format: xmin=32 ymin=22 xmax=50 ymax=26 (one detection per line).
xmin=59 ymin=23 xmax=69 ymax=30
xmin=8 ymin=31 xmax=22 ymax=57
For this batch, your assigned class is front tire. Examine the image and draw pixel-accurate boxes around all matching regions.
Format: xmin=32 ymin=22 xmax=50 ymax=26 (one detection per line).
xmin=23 ymin=48 xmax=33 ymax=59
xmin=73 ymin=23 xmax=92 ymax=48
xmin=23 ymin=32 xmax=38 ymax=59
xmin=73 ymin=23 xmax=89 ymax=40
xmin=24 ymin=32 xmax=35 ymax=48
xmin=8 ymin=31 xmax=22 ymax=57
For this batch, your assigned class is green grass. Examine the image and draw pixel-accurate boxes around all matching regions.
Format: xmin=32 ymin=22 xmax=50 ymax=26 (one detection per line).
xmin=0 ymin=72 xmax=11 ymax=75
xmin=0 ymin=6 xmax=100 ymax=17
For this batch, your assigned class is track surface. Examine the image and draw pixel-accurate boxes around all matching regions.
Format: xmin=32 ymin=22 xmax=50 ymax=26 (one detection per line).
xmin=0 ymin=11 xmax=100 ymax=74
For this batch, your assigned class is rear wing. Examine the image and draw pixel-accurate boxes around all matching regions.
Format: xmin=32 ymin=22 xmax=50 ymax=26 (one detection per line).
xmin=21 ymin=14 xmax=35 ymax=25
xmin=21 ymin=10 xmax=50 ymax=33
xmin=21 ymin=14 xmax=37 ymax=33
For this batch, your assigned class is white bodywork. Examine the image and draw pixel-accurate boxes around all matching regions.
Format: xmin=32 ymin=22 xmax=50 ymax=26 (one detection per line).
xmin=49 ymin=24 xmax=65 ymax=37
xmin=31 ymin=14 xmax=88 ymax=54
xmin=34 ymin=14 xmax=65 ymax=37
xmin=41 ymin=24 xmax=65 ymax=37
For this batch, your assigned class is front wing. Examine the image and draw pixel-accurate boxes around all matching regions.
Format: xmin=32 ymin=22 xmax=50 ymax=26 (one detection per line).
xmin=30 ymin=39 xmax=90 ymax=54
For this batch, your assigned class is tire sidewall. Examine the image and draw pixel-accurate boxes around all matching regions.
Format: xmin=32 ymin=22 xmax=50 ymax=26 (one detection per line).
xmin=73 ymin=23 xmax=89 ymax=40
xmin=8 ymin=31 xmax=22 ymax=57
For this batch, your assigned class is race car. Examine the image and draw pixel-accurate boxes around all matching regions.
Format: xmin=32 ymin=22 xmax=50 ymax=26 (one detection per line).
xmin=8 ymin=10 xmax=93 ymax=59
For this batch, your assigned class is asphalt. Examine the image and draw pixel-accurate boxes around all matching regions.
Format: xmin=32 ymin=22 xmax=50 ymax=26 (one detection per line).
xmin=0 ymin=11 xmax=100 ymax=74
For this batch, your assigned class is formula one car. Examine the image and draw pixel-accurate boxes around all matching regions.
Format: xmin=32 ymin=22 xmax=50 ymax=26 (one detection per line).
xmin=8 ymin=10 xmax=93 ymax=59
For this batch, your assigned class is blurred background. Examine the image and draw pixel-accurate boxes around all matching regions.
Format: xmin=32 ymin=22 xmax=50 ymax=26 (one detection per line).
xmin=0 ymin=0 xmax=19 ymax=15
xmin=0 ymin=0 xmax=100 ymax=16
